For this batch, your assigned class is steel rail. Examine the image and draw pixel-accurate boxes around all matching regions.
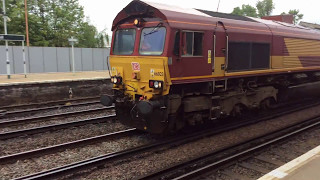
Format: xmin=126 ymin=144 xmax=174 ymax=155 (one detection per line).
xmin=0 ymin=114 xmax=116 ymax=140
xmin=0 ymin=96 xmax=101 ymax=111
xmin=13 ymin=127 xmax=238 ymax=180
xmin=143 ymin=116 xmax=320 ymax=180
xmin=0 ymin=106 xmax=114 ymax=127
xmin=13 ymin=101 xmax=320 ymax=180
xmin=0 ymin=128 xmax=138 ymax=165
xmin=1 ymin=100 xmax=101 ymax=117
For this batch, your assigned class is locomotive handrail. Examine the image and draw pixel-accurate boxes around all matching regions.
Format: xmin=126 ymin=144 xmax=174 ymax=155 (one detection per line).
xmin=212 ymin=34 xmax=216 ymax=72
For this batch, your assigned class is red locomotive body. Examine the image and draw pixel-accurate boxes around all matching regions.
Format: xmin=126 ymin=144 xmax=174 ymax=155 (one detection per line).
xmin=102 ymin=0 xmax=320 ymax=134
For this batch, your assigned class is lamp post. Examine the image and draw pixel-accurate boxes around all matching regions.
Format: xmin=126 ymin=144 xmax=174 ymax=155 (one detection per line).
xmin=24 ymin=0 xmax=29 ymax=46
xmin=68 ymin=37 xmax=78 ymax=74
xmin=2 ymin=0 xmax=10 ymax=79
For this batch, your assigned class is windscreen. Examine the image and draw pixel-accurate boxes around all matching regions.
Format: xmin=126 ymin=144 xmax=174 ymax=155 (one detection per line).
xmin=139 ymin=27 xmax=166 ymax=55
xmin=113 ymin=29 xmax=136 ymax=55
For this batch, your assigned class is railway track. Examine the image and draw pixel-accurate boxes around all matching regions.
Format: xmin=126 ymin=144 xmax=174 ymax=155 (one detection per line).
xmin=13 ymin=101 xmax=320 ymax=180
xmin=0 ymin=106 xmax=114 ymax=128
xmin=0 ymin=113 xmax=116 ymax=140
xmin=141 ymin=114 xmax=320 ymax=179
xmin=0 ymin=128 xmax=138 ymax=165
xmin=0 ymin=100 xmax=102 ymax=119
xmin=0 ymin=96 xmax=101 ymax=113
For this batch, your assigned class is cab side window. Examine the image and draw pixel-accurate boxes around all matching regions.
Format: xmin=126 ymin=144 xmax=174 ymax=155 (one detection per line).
xmin=182 ymin=31 xmax=203 ymax=56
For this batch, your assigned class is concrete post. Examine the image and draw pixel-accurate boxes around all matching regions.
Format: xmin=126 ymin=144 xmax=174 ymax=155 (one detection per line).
xmin=2 ymin=0 xmax=10 ymax=79
xmin=22 ymin=41 xmax=27 ymax=78
xmin=71 ymin=44 xmax=75 ymax=73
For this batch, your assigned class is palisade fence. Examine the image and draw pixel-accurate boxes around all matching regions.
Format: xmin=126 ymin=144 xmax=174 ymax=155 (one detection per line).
xmin=0 ymin=46 xmax=110 ymax=74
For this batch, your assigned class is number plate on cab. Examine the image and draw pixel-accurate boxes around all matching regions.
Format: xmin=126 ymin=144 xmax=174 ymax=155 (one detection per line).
xmin=150 ymin=69 xmax=164 ymax=81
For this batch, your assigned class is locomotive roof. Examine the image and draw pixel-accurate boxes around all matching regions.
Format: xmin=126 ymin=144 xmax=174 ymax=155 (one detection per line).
xmin=112 ymin=0 xmax=259 ymax=30
xmin=113 ymin=0 xmax=320 ymax=40
xmin=196 ymin=9 xmax=256 ymax=22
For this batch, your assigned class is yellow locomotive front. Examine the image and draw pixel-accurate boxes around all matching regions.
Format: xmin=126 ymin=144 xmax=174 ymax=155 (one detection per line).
xmin=101 ymin=20 xmax=173 ymax=134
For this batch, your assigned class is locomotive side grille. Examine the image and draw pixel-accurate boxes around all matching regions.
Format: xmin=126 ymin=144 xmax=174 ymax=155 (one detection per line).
xmin=228 ymin=42 xmax=270 ymax=72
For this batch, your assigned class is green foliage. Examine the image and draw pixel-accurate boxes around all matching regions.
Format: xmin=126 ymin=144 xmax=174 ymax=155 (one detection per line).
xmin=281 ymin=9 xmax=304 ymax=24
xmin=95 ymin=28 xmax=110 ymax=48
xmin=256 ymin=0 xmax=275 ymax=17
xmin=106 ymin=34 xmax=110 ymax=47
xmin=77 ymin=19 xmax=98 ymax=48
xmin=0 ymin=0 xmax=27 ymax=45
xmin=0 ymin=0 xmax=106 ymax=47
xmin=231 ymin=4 xmax=258 ymax=17
xmin=231 ymin=0 xmax=274 ymax=18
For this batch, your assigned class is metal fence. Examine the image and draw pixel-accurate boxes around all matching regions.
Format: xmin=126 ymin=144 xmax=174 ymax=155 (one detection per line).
xmin=0 ymin=46 xmax=110 ymax=74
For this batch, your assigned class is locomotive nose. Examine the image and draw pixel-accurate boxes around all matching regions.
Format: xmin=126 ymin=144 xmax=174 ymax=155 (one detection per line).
xmin=100 ymin=95 xmax=114 ymax=106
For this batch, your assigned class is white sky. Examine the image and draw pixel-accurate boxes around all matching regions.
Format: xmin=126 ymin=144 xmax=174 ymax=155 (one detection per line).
xmin=79 ymin=0 xmax=320 ymax=34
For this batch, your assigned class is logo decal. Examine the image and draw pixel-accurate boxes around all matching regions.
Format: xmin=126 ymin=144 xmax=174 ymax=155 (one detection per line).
xmin=131 ymin=62 xmax=140 ymax=71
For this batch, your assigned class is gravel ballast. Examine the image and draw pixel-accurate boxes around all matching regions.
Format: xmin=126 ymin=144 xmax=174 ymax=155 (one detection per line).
xmin=1 ymin=102 xmax=104 ymax=121
xmin=78 ymin=105 xmax=320 ymax=179
xmin=0 ymin=134 xmax=154 ymax=179
xmin=211 ymin=124 xmax=320 ymax=180
xmin=0 ymin=107 xmax=113 ymax=133
xmin=0 ymin=120 xmax=125 ymax=156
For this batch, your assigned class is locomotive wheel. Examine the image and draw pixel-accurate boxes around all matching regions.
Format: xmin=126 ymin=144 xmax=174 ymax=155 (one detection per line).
xmin=260 ymin=97 xmax=276 ymax=110
xmin=231 ymin=104 xmax=246 ymax=117
xmin=162 ymin=106 xmax=185 ymax=135
xmin=174 ymin=106 xmax=185 ymax=131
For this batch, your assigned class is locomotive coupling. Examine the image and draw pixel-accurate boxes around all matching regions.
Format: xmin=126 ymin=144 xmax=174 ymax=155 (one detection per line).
xmin=136 ymin=100 xmax=161 ymax=115
xmin=100 ymin=95 xmax=114 ymax=106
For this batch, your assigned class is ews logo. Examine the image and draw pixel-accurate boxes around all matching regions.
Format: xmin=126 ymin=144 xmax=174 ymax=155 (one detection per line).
xmin=131 ymin=62 xmax=140 ymax=71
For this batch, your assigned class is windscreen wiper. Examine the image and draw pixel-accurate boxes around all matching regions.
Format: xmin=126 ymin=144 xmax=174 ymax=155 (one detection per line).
xmin=143 ymin=23 xmax=163 ymax=36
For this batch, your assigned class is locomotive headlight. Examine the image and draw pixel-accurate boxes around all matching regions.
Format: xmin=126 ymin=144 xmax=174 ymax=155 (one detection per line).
xmin=134 ymin=18 xmax=141 ymax=27
xmin=149 ymin=80 xmax=163 ymax=89
xmin=134 ymin=19 xmax=139 ymax=25
xmin=113 ymin=78 xmax=117 ymax=84
xmin=154 ymin=81 xmax=159 ymax=88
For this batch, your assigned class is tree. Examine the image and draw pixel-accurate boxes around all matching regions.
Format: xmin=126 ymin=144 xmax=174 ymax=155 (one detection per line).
xmin=0 ymin=0 xmax=103 ymax=47
xmin=95 ymin=28 xmax=111 ymax=48
xmin=77 ymin=20 xmax=98 ymax=48
xmin=281 ymin=9 xmax=304 ymax=24
xmin=0 ymin=0 xmax=32 ymax=45
xmin=256 ymin=0 xmax=275 ymax=17
xmin=106 ymin=34 xmax=110 ymax=47
xmin=231 ymin=4 xmax=258 ymax=17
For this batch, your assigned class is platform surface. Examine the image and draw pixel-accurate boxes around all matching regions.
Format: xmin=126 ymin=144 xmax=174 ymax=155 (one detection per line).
xmin=0 ymin=71 xmax=110 ymax=86
xmin=258 ymin=145 xmax=320 ymax=180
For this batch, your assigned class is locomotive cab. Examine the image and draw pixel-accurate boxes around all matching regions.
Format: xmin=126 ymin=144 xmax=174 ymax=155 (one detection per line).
xmin=102 ymin=1 xmax=175 ymax=134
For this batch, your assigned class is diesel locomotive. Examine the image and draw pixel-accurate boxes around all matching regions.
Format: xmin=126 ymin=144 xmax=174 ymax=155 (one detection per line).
xmin=101 ymin=0 xmax=320 ymax=134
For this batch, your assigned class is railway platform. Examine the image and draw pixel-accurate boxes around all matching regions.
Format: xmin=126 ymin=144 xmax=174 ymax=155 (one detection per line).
xmin=258 ymin=145 xmax=320 ymax=180
xmin=0 ymin=71 xmax=111 ymax=107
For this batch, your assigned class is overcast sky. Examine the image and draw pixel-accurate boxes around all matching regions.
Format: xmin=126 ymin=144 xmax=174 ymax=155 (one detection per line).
xmin=79 ymin=0 xmax=320 ymax=34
